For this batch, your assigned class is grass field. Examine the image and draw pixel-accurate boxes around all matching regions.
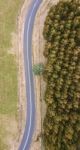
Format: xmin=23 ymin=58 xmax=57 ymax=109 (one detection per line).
xmin=0 ymin=0 xmax=23 ymax=149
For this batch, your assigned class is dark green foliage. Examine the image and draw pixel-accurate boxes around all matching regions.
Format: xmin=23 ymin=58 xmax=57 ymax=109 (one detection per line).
xmin=43 ymin=0 xmax=80 ymax=149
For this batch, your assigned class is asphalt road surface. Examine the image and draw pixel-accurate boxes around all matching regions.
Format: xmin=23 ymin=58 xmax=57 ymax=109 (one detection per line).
xmin=18 ymin=0 xmax=42 ymax=150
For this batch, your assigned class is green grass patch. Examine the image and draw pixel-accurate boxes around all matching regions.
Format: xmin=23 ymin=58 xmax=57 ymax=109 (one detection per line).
xmin=0 ymin=55 xmax=18 ymax=115
xmin=0 ymin=0 xmax=23 ymax=53
xmin=0 ymin=125 xmax=8 ymax=150
xmin=0 ymin=0 xmax=23 ymax=149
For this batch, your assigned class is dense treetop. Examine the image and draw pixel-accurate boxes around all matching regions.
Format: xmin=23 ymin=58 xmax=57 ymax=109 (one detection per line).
xmin=43 ymin=0 xmax=80 ymax=150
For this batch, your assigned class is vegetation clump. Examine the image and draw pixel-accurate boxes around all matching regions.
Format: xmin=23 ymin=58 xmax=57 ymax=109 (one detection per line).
xmin=33 ymin=63 xmax=44 ymax=75
xmin=43 ymin=0 xmax=80 ymax=149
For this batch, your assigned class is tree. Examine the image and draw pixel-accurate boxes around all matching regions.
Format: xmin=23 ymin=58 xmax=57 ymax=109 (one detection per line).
xmin=33 ymin=63 xmax=44 ymax=75
xmin=43 ymin=0 xmax=80 ymax=149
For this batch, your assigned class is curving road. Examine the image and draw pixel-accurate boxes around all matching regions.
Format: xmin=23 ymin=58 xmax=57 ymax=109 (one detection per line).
xmin=18 ymin=0 xmax=42 ymax=150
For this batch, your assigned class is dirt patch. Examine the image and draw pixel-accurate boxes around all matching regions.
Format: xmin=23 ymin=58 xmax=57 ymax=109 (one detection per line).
xmin=0 ymin=115 xmax=18 ymax=150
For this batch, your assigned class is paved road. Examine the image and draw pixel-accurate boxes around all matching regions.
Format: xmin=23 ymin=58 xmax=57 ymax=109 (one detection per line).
xmin=18 ymin=0 xmax=42 ymax=150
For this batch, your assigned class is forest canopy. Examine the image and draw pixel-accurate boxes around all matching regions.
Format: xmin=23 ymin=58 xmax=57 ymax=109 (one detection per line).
xmin=43 ymin=0 xmax=80 ymax=150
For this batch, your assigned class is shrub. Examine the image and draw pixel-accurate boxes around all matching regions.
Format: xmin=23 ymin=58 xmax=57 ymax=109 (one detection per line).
xmin=33 ymin=63 xmax=44 ymax=75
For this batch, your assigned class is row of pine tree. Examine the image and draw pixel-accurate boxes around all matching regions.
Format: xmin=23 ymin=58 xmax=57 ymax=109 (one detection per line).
xmin=43 ymin=0 xmax=80 ymax=149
